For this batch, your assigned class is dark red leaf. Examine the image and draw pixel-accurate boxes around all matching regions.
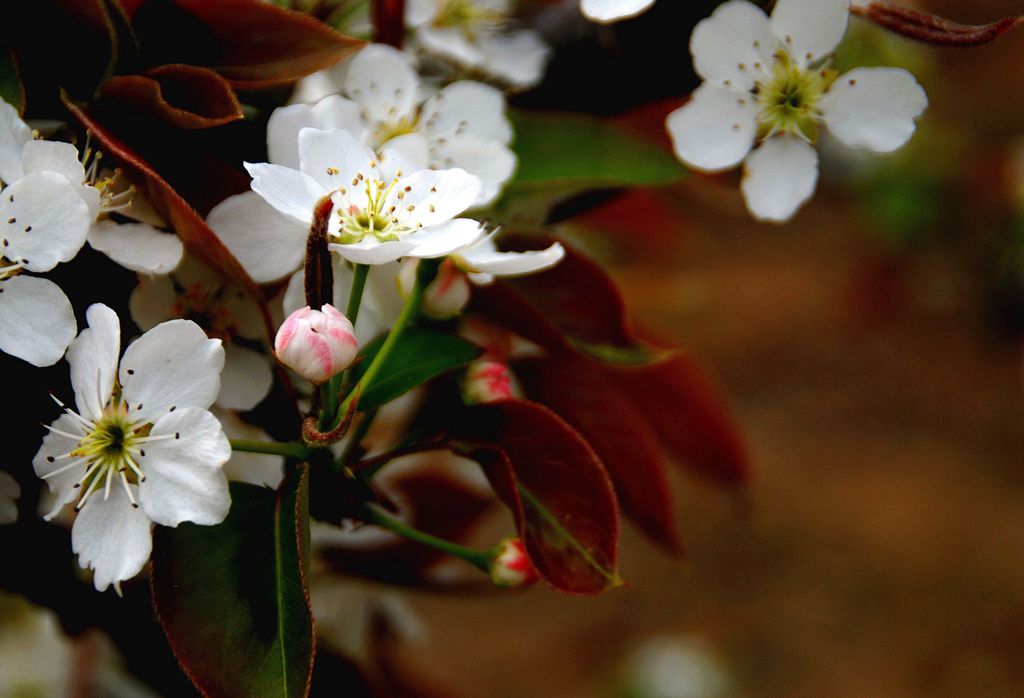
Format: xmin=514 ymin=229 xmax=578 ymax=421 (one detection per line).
xmin=63 ymin=95 xmax=276 ymax=341
xmin=122 ymin=0 xmax=364 ymax=89
xmin=606 ymin=352 xmax=750 ymax=485
xmin=517 ymin=358 xmax=682 ymax=555
xmin=101 ymin=64 xmax=243 ymax=129
xmin=852 ymin=4 xmax=1024 ymax=46
xmin=457 ymin=399 xmax=622 ymax=595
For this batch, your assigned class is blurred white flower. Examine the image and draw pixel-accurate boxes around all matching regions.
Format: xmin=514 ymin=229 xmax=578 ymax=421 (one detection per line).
xmin=283 ymin=44 xmax=516 ymax=206
xmin=666 ymin=0 xmax=927 ymax=222
xmin=129 ymin=256 xmax=273 ymax=411
xmin=580 ymin=0 xmax=656 ymax=24
xmin=33 ymin=304 xmax=230 ymax=593
xmin=406 ymin=0 xmax=552 ymax=90
xmin=240 ymin=127 xmax=484 ymax=266
xmin=620 ymin=635 xmax=731 ymax=698
xmin=0 ymin=471 xmax=19 ymax=525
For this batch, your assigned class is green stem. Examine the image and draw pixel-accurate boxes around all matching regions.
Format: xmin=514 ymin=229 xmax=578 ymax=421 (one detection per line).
xmin=229 ymin=439 xmax=313 ymax=461
xmin=332 ymin=262 xmax=427 ymax=429
xmin=322 ymin=264 xmax=370 ymax=430
xmin=363 ymin=503 xmax=491 ymax=571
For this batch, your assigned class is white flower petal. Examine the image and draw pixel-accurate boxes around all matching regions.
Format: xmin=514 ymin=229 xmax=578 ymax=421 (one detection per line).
xmin=243 ymin=161 xmax=324 ymax=224
xmin=581 ymin=0 xmax=656 ymax=23
xmin=291 ymin=61 xmax=348 ymax=106
xmin=218 ymin=344 xmax=273 ymax=411
xmin=343 ymin=44 xmax=419 ymax=124
xmin=207 ymin=191 xmax=308 ymax=283
xmin=666 ymin=83 xmax=759 ymax=172
xmin=741 ymin=136 xmax=819 ymax=223
xmin=428 ymin=135 xmax=516 ymax=207
xmin=690 ymin=0 xmax=774 ymax=90
xmin=405 ymin=218 xmax=485 ymax=259
xmin=0 ymin=100 xmax=31 ymax=184
xmin=72 ymin=483 xmax=152 ymax=592
xmin=394 ymin=168 xmax=482 ymax=227
xmin=821 ymin=67 xmax=927 ymax=153
xmin=457 ymin=238 xmax=564 ymax=278
xmin=33 ymin=413 xmax=88 ymax=519
xmin=0 ymin=471 xmax=18 ymax=524
xmin=120 ymin=319 xmax=225 ymax=422
xmin=330 ymin=238 xmax=417 ymax=266
xmin=268 ymin=97 xmax=367 ymax=169
xmin=0 ymin=275 xmax=76 ymax=368
xmin=416 ymin=26 xmax=485 ymax=69
xmin=139 ymin=407 xmax=230 ymax=527
xmin=477 ymin=31 xmax=552 ymax=90
xmin=377 ymin=134 xmax=431 ymax=179
xmin=284 ymin=260 xmax=400 ymax=343
xmin=770 ymin=0 xmax=850 ymax=65
xmin=405 ymin=0 xmax=437 ymax=27
xmin=0 ymin=172 xmax=91 ymax=272
xmin=67 ymin=303 xmax=120 ymax=422
xmin=420 ymin=81 xmax=513 ymax=144
xmin=20 ymin=140 xmax=87 ymax=187
xmin=222 ymin=288 xmax=265 ymax=341
xmin=87 ymin=221 xmax=183 ymax=274
xmin=298 ymin=127 xmax=378 ymax=192
xmin=128 ymin=273 xmax=177 ymax=332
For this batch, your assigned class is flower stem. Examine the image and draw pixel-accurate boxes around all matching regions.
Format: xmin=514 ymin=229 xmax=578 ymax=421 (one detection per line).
xmin=322 ymin=263 xmax=370 ymax=430
xmin=372 ymin=0 xmax=406 ymax=48
xmin=229 ymin=439 xmax=313 ymax=461
xmin=332 ymin=260 xmax=432 ymax=429
xmin=363 ymin=503 xmax=491 ymax=571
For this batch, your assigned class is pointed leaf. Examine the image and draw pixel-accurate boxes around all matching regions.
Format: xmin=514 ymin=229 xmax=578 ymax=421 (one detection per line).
xmin=352 ymin=329 xmax=482 ymax=412
xmin=152 ymin=465 xmax=315 ymax=698
xmin=457 ymin=399 xmax=622 ymax=595
xmin=0 ymin=47 xmax=24 ymax=113
xmin=101 ymin=64 xmax=244 ymax=129
xmin=517 ymin=358 xmax=682 ymax=555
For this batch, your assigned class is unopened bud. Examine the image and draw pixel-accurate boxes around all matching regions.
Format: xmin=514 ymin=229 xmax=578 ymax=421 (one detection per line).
xmin=399 ymin=258 xmax=471 ymax=320
xmin=489 ymin=537 xmax=538 ymax=587
xmin=461 ymin=360 xmax=515 ymax=404
xmin=275 ymin=304 xmax=358 ymax=384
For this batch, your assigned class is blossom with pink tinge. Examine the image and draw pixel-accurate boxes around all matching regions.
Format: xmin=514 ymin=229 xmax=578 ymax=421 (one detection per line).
xmin=399 ymin=257 xmax=472 ymax=320
xmin=489 ymin=537 xmax=538 ymax=587
xmin=275 ymin=305 xmax=358 ymax=384
xmin=462 ymin=359 xmax=515 ymax=404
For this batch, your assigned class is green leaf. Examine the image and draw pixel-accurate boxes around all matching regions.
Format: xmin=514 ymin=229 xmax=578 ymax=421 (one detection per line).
xmin=508 ymin=110 xmax=686 ymax=190
xmin=0 ymin=47 xmax=24 ymax=113
xmin=152 ymin=466 xmax=314 ymax=698
xmin=353 ymin=328 xmax=482 ymax=411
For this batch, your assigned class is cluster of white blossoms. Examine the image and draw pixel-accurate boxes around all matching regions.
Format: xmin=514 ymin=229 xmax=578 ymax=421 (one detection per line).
xmin=0 ymin=101 xmax=182 ymax=367
xmin=667 ymin=0 xmax=928 ymax=222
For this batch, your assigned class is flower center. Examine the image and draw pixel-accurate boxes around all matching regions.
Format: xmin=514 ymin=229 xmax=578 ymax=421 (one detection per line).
xmin=331 ymin=168 xmax=421 ymax=245
xmin=172 ymin=283 xmax=239 ymax=342
xmin=42 ymin=393 xmax=178 ymax=513
xmin=435 ymin=0 xmax=505 ymax=39
xmin=755 ymin=51 xmax=835 ymax=142
xmin=0 ymin=255 xmax=23 ymax=281
xmin=372 ymin=113 xmax=421 ymax=147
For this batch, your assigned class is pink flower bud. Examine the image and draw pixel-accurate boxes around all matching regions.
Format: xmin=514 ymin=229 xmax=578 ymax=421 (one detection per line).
xmin=399 ymin=258 xmax=471 ymax=320
xmin=461 ymin=360 xmax=516 ymax=404
xmin=489 ymin=537 xmax=538 ymax=588
xmin=274 ymin=304 xmax=358 ymax=384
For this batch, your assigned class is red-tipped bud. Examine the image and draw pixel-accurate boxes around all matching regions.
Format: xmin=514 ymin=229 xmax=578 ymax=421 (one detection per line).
xmin=489 ymin=537 xmax=538 ymax=588
xmin=275 ymin=304 xmax=358 ymax=384
xmin=461 ymin=360 xmax=516 ymax=405
xmin=399 ymin=258 xmax=471 ymax=320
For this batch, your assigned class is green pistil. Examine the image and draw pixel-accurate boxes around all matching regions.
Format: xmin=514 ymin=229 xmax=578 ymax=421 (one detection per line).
xmin=756 ymin=52 xmax=836 ymax=142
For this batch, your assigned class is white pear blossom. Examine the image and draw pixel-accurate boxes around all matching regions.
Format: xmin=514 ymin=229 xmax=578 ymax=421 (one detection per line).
xmin=227 ymin=127 xmax=483 ymax=270
xmin=580 ymin=0 xmax=656 ymax=24
xmin=666 ymin=0 xmax=928 ymax=222
xmin=0 ymin=99 xmax=183 ymax=366
xmin=129 ymin=256 xmax=273 ymax=411
xmin=33 ymin=304 xmax=230 ymax=593
xmin=451 ymin=232 xmax=564 ymax=284
xmin=405 ymin=0 xmax=552 ymax=90
xmin=277 ymin=44 xmax=516 ymax=206
xmin=0 ymin=471 xmax=19 ymax=524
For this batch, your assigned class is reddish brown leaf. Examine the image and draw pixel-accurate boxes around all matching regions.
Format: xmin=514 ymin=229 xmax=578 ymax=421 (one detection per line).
xmin=122 ymin=0 xmax=364 ymax=89
xmin=458 ymin=399 xmax=622 ymax=595
xmin=63 ymin=94 xmax=276 ymax=341
xmin=607 ymin=352 xmax=750 ymax=485
xmin=101 ymin=64 xmax=243 ymax=129
xmin=517 ymin=358 xmax=682 ymax=555
xmin=852 ymin=3 xmax=1024 ymax=46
